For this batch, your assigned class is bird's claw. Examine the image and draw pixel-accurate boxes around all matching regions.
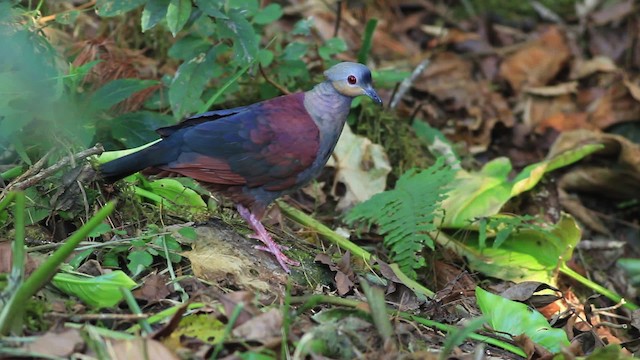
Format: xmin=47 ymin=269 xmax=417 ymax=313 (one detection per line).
xmin=254 ymin=245 xmax=300 ymax=268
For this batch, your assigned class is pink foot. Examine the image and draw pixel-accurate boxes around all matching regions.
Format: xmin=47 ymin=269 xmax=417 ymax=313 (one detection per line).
xmin=237 ymin=205 xmax=300 ymax=273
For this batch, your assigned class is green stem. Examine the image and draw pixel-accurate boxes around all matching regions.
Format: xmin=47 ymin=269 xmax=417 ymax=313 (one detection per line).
xmin=120 ymin=287 xmax=152 ymax=334
xmin=1 ymin=166 xmax=25 ymax=182
xmin=0 ymin=192 xmax=16 ymax=214
xmin=290 ymin=294 xmax=526 ymax=358
xmin=10 ymin=192 xmax=25 ymax=288
xmin=210 ymin=303 xmax=244 ymax=359
xmin=0 ymin=201 xmax=116 ymax=335
xmin=559 ymin=262 xmax=639 ymax=310
xmin=277 ymin=200 xmax=372 ymax=262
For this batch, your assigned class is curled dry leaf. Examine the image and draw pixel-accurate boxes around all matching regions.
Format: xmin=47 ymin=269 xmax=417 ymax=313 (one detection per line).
xmin=500 ymin=26 xmax=571 ymax=92
xmin=416 ymin=52 xmax=514 ymax=152
xmin=328 ymin=124 xmax=391 ymax=211
xmin=232 ymin=308 xmax=283 ymax=343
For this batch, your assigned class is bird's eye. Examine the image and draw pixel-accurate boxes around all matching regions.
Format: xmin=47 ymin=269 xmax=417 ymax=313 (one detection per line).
xmin=347 ymin=75 xmax=357 ymax=85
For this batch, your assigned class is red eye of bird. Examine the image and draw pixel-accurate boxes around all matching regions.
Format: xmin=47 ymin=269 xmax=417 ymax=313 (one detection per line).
xmin=347 ymin=75 xmax=357 ymax=85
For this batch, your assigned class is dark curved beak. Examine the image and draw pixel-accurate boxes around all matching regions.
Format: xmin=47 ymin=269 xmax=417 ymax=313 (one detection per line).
xmin=363 ymin=85 xmax=383 ymax=105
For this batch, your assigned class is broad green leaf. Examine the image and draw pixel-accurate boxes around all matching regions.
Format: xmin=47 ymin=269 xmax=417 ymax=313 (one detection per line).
xmin=173 ymin=314 xmax=226 ymax=344
xmin=169 ymin=46 xmax=221 ymax=118
xmin=146 ymin=178 xmax=207 ymax=212
xmin=110 ymin=111 xmax=174 ymax=147
xmin=194 ymin=0 xmax=227 ymax=19
xmin=440 ymin=143 xmax=604 ymax=228
xmin=253 ymin=3 xmax=282 ymax=25
xmin=283 ymin=42 xmax=308 ymax=61
xmin=178 ymin=227 xmax=197 ymax=241
xmin=141 ymin=0 xmax=170 ymax=31
xmin=228 ymin=0 xmax=259 ymax=16
xmin=166 ymin=0 xmax=192 ymax=37
xmin=52 ymin=271 xmax=137 ymax=308
xmin=292 ymin=18 xmax=313 ymax=36
xmin=88 ymin=223 xmax=112 ymax=238
xmin=439 ymin=214 xmax=580 ymax=285
xmin=218 ymin=9 xmax=258 ymax=64
xmin=318 ymin=38 xmax=347 ymax=60
xmin=127 ymin=250 xmax=153 ymax=275
xmin=168 ymin=35 xmax=212 ymax=60
xmin=476 ymin=287 xmax=570 ymax=353
xmin=55 ymin=10 xmax=79 ymax=25
xmin=90 ymin=79 xmax=158 ymax=111
xmin=96 ymin=0 xmax=146 ymax=17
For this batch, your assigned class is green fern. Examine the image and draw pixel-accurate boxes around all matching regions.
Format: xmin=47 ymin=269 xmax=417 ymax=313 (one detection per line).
xmin=345 ymin=157 xmax=455 ymax=278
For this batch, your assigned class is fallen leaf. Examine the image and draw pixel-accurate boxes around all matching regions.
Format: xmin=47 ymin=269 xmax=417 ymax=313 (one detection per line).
xmin=232 ymin=308 xmax=282 ymax=342
xmin=590 ymin=0 xmax=634 ymax=26
xmin=25 ymin=328 xmax=84 ymax=357
xmin=328 ymin=124 xmax=391 ymax=211
xmin=570 ymin=56 xmax=617 ymax=79
xmin=133 ymin=273 xmax=171 ymax=303
xmin=315 ymin=252 xmax=356 ymax=295
xmin=500 ymin=26 xmax=571 ymax=92
xmin=107 ymin=338 xmax=178 ymax=360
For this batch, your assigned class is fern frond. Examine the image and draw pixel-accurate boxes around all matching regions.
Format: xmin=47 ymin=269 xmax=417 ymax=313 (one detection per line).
xmin=345 ymin=157 xmax=455 ymax=278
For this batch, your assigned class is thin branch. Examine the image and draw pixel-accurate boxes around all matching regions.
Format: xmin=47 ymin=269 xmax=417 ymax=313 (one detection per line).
xmin=3 ymin=144 xmax=104 ymax=194
xmin=259 ymin=64 xmax=290 ymax=95
xmin=333 ymin=0 xmax=343 ymax=37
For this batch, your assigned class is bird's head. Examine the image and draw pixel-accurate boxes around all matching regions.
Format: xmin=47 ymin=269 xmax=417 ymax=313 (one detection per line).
xmin=324 ymin=62 xmax=382 ymax=105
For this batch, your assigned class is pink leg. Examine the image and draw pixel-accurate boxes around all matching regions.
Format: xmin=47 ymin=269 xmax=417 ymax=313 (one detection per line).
xmin=237 ymin=205 xmax=300 ymax=273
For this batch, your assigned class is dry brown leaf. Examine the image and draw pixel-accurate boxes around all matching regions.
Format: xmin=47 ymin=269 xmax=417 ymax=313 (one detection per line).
xmin=500 ymin=26 xmax=571 ymax=92
xmin=328 ymin=125 xmax=391 ymax=211
xmin=133 ymin=273 xmax=171 ymax=303
xmin=107 ymin=338 xmax=178 ymax=360
xmin=570 ymin=56 xmax=617 ymax=80
xmin=314 ymin=252 xmax=356 ymax=295
xmin=525 ymin=82 xmax=578 ymax=96
xmin=25 ymin=328 xmax=84 ymax=357
xmin=232 ymin=308 xmax=282 ymax=343
xmin=590 ymin=0 xmax=634 ymax=26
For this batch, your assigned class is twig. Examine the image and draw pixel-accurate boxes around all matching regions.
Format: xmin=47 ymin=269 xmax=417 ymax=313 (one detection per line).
xmin=390 ymin=58 xmax=430 ymax=110
xmin=259 ymin=64 xmax=290 ymax=95
xmin=333 ymin=0 xmax=343 ymax=37
xmin=2 ymin=144 xmax=104 ymax=195
xmin=37 ymin=0 xmax=96 ymax=25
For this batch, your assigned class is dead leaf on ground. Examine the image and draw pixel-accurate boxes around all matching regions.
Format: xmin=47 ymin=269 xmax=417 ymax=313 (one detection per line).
xmin=0 ymin=241 xmax=39 ymax=275
xmin=500 ymin=26 xmax=571 ymax=92
xmin=107 ymin=338 xmax=178 ymax=360
xmin=232 ymin=308 xmax=283 ymax=343
xmin=133 ymin=272 xmax=171 ymax=303
xmin=416 ymin=52 xmax=514 ymax=152
xmin=327 ymin=124 xmax=391 ymax=211
xmin=24 ymin=328 xmax=84 ymax=357
xmin=315 ymin=252 xmax=356 ymax=296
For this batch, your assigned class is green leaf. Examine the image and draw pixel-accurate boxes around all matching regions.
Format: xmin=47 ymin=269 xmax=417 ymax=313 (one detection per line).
xmin=90 ymin=79 xmax=158 ymax=111
xmin=168 ymin=35 xmax=212 ymax=60
xmin=96 ymin=0 xmax=146 ymax=17
xmin=146 ymin=178 xmax=207 ymax=212
xmin=169 ymin=46 xmax=221 ymax=118
xmin=178 ymin=227 xmax=197 ymax=240
xmin=52 ymin=271 xmax=137 ymax=308
xmin=476 ymin=287 xmax=570 ymax=353
xmin=55 ymin=10 xmax=79 ymax=25
xmin=228 ymin=0 xmax=259 ymax=16
xmin=194 ymin=0 xmax=227 ymax=19
xmin=318 ymin=38 xmax=347 ymax=60
xmin=218 ymin=9 xmax=258 ymax=64
xmin=110 ymin=111 xmax=174 ymax=147
xmin=253 ymin=3 xmax=282 ymax=25
xmin=442 ymin=214 xmax=580 ymax=285
xmin=141 ymin=0 xmax=170 ymax=32
xmin=357 ymin=19 xmax=377 ymax=63
xmin=127 ymin=250 xmax=154 ymax=275
xmin=292 ymin=18 xmax=313 ymax=36
xmin=283 ymin=42 xmax=308 ymax=61
xmin=88 ymin=222 xmax=112 ymax=238
xmin=440 ymin=143 xmax=604 ymax=229
xmin=166 ymin=0 xmax=192 ymax=37
xmin=346 ymin=157 xmax=455 ymax=278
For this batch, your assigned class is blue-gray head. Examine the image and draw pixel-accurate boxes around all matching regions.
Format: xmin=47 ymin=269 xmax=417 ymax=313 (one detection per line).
xmin=324 ymin=62 xmax=382 ymax=105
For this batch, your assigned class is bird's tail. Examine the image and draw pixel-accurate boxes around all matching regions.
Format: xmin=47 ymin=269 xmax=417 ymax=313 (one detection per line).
xmin=99 ymin=141 xmax=176 ymax=183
